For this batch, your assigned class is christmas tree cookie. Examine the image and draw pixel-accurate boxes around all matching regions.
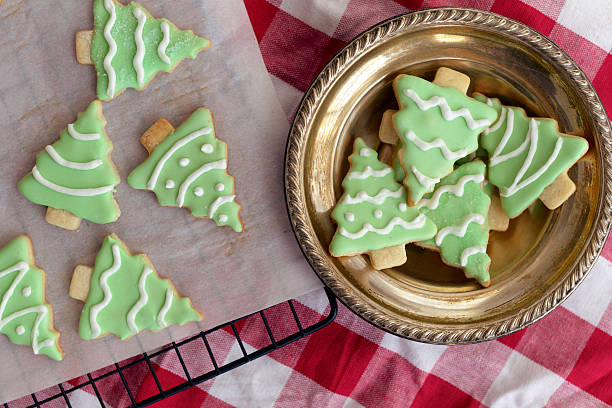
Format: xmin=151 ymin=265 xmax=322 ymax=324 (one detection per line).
xmin=474 ymin=94 xmax=589 ymax=218
xmin=71 ymin=234 xmax=203 ymax=341
xmin=128 ymin=109 xmax=243 ymax=232
xmin=0 ymin=236 xmax=63 ymax=361
xmin=393 ymin=68 xmax=497 ymax=204
xmin=76 ymin=0 xmax=211 ymax=100
xmin=417 ymin=161 xmax=492 ymax=286
xmin=18 ymin=100 xmax=120 ymax=230
xmin=329 ymin=138 xmax=437 ymax=269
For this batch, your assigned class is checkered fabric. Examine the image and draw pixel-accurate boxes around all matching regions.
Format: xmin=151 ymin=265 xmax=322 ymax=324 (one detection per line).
xmin=9 ymin=0 xmax=612 ymax=406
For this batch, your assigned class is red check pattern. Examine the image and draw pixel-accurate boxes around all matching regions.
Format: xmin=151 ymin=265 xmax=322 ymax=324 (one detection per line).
xmin=9 ymin=0 xmax=612 ymax=407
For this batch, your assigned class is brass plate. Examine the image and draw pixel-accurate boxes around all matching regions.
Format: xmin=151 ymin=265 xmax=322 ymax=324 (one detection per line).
xmin=285 ymin=8 xmax=612 ymax=343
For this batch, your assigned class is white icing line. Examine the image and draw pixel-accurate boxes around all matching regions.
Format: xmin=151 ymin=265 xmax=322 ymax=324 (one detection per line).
xmin=0 ymin=262 xmax=55 ymax=354
xmin=484 ymin=106 xmax=507 ymax=135
xmin=147 ymin=127 xmax=212 ymax=190
xmin=1 ymin=306 xmax=53 ymax=354
xmin=176 ymin=159 xmax=227 ymax=207
xmin=501 ymin=131 xmax=563 ymax=197
xmin=127 ymin=267 xmax=152 ymax=333
xmin=486 ymin=98 xmax=494 ymax=107
xmin=435 ymin=214 xmax=485 ymax=246
xmin=89 ymin=244 xmax=122 ymax=339
xmin=68 ymin=124 xmax=100 ymax=141
xmin=157 ymin=288 xmax=173 ymax=328
xmin=32 ymin=166 xmax=114 ymax=196
xmin=133 ymin=7 xmax=147 ymax=87
xmin=403 ymin=88 xmax=492 ymax=130
xmin=103 ymin=0 xmax=118 ymax=98
xmin=418 ymin=173 xmax=484 ymax=210
xmin=411 ymin=165 xmax=440 ymax=190
xmin=489 ymin=109 xmax=530 ymax=167
xmin=158 ymin=21 xmax=171 ymax=64
xmin=209 ymin=195 xmax=235 ymax=219
xmin=404 ymin=130 xmax=469 ymax=161
xmin=342 ymin=187 xmax=403 ymax=205
xmin=45 ymin=146 xmax=103 ymax=170
xmin=0 ymin=262 xmax=29 ymax=321
xmin=339 ymin=214 xmax=427 ymax=240
xmin=347 ymin=166 xmax=392 ymax=180
xmin=460 ymin=245 xmax=487 ymax=267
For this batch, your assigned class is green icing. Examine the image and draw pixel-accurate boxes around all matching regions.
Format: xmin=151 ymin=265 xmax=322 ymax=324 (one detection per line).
xmin=18 ymin=100 xmax=120 ymax=224
xmin=128 ymin=108 xmax=243 ymax=232
xmin=418 ymin=161 xmax=491 ymax=284
xmin=91 ymin=0 xmax=211 ymax=100
xmin=79 ymin=234 xmax=203 ymax=341
xmin=474 ymin=94 xmax=589 ymax=218
xmin=393 ymin=75 xmax=497 ymax=203
xmin=329 ymin=138 xmax=437 ymax=257
xmin=0 ymin=236 xmax=62 ymax=361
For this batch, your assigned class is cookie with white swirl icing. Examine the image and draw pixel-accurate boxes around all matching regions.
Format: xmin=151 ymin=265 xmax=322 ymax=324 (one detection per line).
xmin=72 ymin=234 xmax=203 ymax=341
xmin=77 ymin=0 xmax=211 ymax=100
xmin=474 ymin=94 xmax=589 ymax=218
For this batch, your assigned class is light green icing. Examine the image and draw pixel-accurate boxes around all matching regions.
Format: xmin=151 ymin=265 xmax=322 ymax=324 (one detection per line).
xmin=475 ymin=94 xmax=589 ymax=218
xmin=18 ymin=100 xmax=120 ymax=224
xmin=0 ymin=236 xmax=62 ymax=361
xmin=418 ymin=161 xmax=491 ymax=284
xmin=329 ymin=138 xmax=437 ymax=257
xmin=91 ymin=0 xmax=211 ymax=100
xmin=79 ymin=234 xmax=203 ymax=341
xmin=128 ymin=108 xmax=243 ymax=232
xmin=393 ymin=75 xmax=497 ymax=203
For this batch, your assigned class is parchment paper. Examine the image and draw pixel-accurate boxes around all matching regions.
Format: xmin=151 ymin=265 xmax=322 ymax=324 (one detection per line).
xmin=0 ymin=0 xmax=322 ymax=403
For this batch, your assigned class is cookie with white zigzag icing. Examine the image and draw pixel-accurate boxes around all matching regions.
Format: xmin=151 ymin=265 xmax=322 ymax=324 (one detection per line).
xmin=416 ymin=161 xmax=492 ymax=287
xmin=392 ymin=74 xmax=497 ymax=204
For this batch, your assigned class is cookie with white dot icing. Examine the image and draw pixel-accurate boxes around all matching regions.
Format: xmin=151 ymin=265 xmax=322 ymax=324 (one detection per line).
xmin=127 ymin=109 xmax=243 ymax=232
xmin=0 ymin=236 xmax=63 ymax=361
xmin=329 ymin=138 xmax=437 ymax=264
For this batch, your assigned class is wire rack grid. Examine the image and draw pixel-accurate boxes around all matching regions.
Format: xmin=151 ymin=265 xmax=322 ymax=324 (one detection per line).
xmin=4 ymin=288 xmax=337 ymax=408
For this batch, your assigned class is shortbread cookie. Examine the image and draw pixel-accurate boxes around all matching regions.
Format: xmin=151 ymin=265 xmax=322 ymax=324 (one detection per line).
xmin=393 ymin=69 xmax=497 ymax=204
xmin=18 ymin=100 xmax=120 ymax=230
xmin=329 ymin=138 xmax=437 ymax=269
xmin=128 ymin=109 xmax=243 ymax=232
xmin=474 ymin=94 xmax=589 ymax=218
xmin=77 ymin=0 xmax=211 ymax=100
xmin=71 ymin=234 xmax=203 ymax=341
xmin=417 ymin=161 xmax=492 ymax=286
xmin=0 ymin=236 xmax=63 ymax=360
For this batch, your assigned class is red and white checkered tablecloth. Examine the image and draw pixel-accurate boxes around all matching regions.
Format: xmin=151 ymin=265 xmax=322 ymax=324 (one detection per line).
xmin=11 ymin=0 xmax=612 ymax=407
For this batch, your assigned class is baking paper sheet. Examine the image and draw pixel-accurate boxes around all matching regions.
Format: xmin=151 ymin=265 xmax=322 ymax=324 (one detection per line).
xmin=0 ymin=0 xmax=322 ymax=402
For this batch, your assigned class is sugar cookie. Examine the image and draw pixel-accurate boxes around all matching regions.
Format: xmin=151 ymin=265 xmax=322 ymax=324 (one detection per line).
xmin=417 ymin=161 xmax=491 ymax=286
xmin=18 ymin=100 xmax=120 ymax=230
xmin=128 ymin=108 xmax=243 ymax=232
xmin=392 ymin=69 xmax=497 ymax=204
xmin=71 ymin=234 xmax=203 ymax=341
xmin=77 ymin=0 xmax=211 ymax=100
xmin=329 ymin=138 xmax=437 ymax=269
xmin=474 ymin=94 xmax=589 ymax=218
xmin=0 ymin=236 xmax=63 ymax=360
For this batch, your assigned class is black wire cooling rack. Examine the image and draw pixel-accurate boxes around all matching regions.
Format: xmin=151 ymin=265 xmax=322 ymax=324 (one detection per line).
xmin=6 ymin=288 xmax=337 ymax=408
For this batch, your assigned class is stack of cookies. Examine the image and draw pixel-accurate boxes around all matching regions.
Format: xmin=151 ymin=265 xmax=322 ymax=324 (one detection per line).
xmin=329 ymin=67 xmax=589 ymax=287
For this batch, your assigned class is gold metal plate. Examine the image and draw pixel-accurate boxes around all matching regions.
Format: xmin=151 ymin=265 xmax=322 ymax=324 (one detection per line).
xmin=285 ymin=8 xmax=612 ymax=343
